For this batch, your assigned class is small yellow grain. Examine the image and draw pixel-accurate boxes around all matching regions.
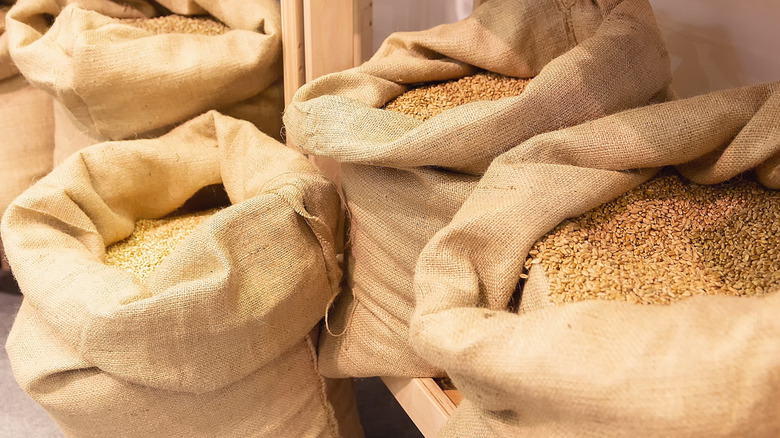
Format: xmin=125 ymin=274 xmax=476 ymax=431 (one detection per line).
xmin=384 ymin=71 xmax=531 ymax=121
xmin=525 ymin=171 xmax=780 ymax=305
xmin=120 ymin=14 xmax=229 ymax=36
xmin=105 ymin=208 xmax=220 ymax=283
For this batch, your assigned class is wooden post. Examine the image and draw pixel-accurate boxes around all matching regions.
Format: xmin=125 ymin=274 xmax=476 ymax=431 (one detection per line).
xmin=303 ymin=0 xmax=355 ymax=83
xmin=281 ymin=0 xmax=306 ymax=107
xmin=353 ymin=0 xmax=373 ymax=65
xmin=382 ymin=377 xmax=457 ymax=438
xmin=282 ymin=0 xmax=372 ymax=105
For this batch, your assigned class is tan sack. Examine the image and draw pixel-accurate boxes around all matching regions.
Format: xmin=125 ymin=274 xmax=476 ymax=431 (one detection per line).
xmin=51 ymin=99 xmax=100 ymax=166
xmin=0 ymin=1 xmax=54 ymax=271
xmin=0 ymin=1 xmax=17 ymax=79
xmin=48 ymin=82 xmax=287 ymax=167
xmin=2 ymin=111 xmax=363 ymax=438
xmin=6 ymin=0 xmax=283 ymax=141
xmin=283 ymin=0 xmax=674 ymax=378
xmin=411 ymin=83 xmax=780 ymax=437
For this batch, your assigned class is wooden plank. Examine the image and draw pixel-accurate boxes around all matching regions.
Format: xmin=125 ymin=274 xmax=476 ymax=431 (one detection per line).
xmin=382 ymin=377 xmax=456 ymax=438
xmin=443 ymin=389 xmax=464 ymax=407
xmin=300 ymin=0 xmax=355 ymax=184
xmin=303 ymin=0 xmax=355 ymax=82
xmin=353 ymin=0 xmax=373 ymax=65
xmin=280 ymin=0 xmax=306 ymax=107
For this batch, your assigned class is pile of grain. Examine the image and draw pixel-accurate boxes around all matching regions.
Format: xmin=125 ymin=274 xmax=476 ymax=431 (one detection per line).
xmin=121 ymin=15 xmax=229 ymax=36
xmin=384 ymin=71 xmax=531 ymax=121
xmin=524 ymin=171 xmax=780 ymax=305
xmin=105 ymin=208 xmax=220 ymax=283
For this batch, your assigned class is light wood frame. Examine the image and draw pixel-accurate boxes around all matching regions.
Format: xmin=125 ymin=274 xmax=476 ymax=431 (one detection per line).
xmin=281 ymin=0 xmax=373 ymax=107
xmin=382 ymin=377 xmax=459 ymax=438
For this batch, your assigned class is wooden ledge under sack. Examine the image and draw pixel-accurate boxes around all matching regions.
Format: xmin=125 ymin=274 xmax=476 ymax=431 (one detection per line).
xmin=382 ymin=377 xmax=463 ymax=438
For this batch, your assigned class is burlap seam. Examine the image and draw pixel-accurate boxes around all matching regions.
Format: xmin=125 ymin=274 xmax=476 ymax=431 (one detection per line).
xmin=554 ymin=0 xmax=578 ymax=48
xmin=264 ymin=178 xmax=341 ymax=295
xmin=259 ymin=173 xmax=349 ymax=340
xmin=305 ymin=333 xmax=341 ymax=438
xmin=10 ymin=196 xmax=100 ymax=239
xmin=63 ymin=8 xmax=102 ymax=138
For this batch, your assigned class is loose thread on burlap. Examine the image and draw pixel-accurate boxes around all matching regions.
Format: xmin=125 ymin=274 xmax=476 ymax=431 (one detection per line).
xmin=323 ymin=174 xmax=356 ymax=338
xmin=323 ymin=293 xmax=357 ymax=338
xmin=262 ymin=174 xmax=353 ymax=337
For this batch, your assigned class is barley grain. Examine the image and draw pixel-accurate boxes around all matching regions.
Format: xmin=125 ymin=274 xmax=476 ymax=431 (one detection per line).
xmin=120 ymin=15 xmax=229 ymax=36
xmin=525 ymin=171 xmax=780 ymax=305
xmin=105 ymin=208 xmax=220 ymax=283
xmin=384 ymin=71 xmax=531 ymax=121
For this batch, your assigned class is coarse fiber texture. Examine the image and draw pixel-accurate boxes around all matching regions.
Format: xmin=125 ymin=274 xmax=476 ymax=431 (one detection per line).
xmin=284 ymin=0 xmax=673 ymax=378
xmin=7 ymin=0 xmax=283 ymax=141
xmin=1 ymin=2 xmax=18 ymax=79
xmin=411 ymin=82 xmax=780 ymax=437
xmin=2 ymin=111 xmax=363 ymax=437
xmin=1 ymin=1 xmax=55 ymax=271
xmin=0 ymin=75 xmax=54 ymax=231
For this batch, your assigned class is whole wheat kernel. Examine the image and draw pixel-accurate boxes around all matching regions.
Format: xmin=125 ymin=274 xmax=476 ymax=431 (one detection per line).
xmin=384 ymin=71 xmax=531 ymax=121
xmin=525 ymin=171 xmax=780 ymax=305
xmin=121 ymin=14 xmax=229 ymax=36
xmin=105 ymin=208 xmax=220 ymax=283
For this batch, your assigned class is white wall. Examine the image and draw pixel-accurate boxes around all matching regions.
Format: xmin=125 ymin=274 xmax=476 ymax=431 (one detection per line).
xmin=649 ymin=0 xmax=780 ymax=97
xmin=371 ymin=0 xmax=471 ymax=53
xmin=372 ymin=0 xmax=780 ymax=97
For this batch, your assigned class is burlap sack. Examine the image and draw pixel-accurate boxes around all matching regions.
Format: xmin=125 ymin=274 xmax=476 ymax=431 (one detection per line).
xmin=283 ymin=0 xmax=674 ymax=378
xmin=0 ymin=1 xmax=16 ymax=79
xmin=7 ymin=0 xmax=283 ymax=142
xmin=0 ymin=1 xmax=54 ymax=271
xmin=411 ymin=83 xmax=780 ymax=437
xmin=2 ymin=111 xmax=363 ymax=437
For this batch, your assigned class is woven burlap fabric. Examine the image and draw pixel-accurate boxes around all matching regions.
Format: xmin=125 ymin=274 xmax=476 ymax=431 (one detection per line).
xmin=1 ymin=1 xmax=55 ymax=271
xmin=411 ymin=83 xmax=780 ymax=437
xmin=51 ymin=99 xmax=100 ymax=166
xmin=6 ymin=0 xmax=282 ymax=141
xmin=49 ymin=78 xmax=284 ymax=167
xmin=283 ymin=0 xmax=673 ymax=378
xmin=2 ymin=111 xmax=362 ymax=437
xmin=0 ymin=76 xmax=53 ymax=220
xmin=0 ymin=1 xmax=18 ymax=79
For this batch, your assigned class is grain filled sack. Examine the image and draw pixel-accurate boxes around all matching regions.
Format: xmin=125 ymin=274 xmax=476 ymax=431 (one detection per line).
xmin=6 ymin=0 xmax=283 ymax=146
xmin=283 ymin=0 xmax=674 ymax=378
xmin=411 ymin=83 xmax=780 ymax=437
xmin=2 ymin=111 xmax=363 ymax=438
xmin=0 ymin=0 xmax=54 ymax=271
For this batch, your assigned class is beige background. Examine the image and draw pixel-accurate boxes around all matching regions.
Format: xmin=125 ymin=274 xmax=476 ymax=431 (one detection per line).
xmin=372 ymin=0 xmax=780 ymax=97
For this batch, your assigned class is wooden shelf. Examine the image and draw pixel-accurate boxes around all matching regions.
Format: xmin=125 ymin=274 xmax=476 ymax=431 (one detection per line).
xmin=382 ymin=377 xmax=460 ymax=438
